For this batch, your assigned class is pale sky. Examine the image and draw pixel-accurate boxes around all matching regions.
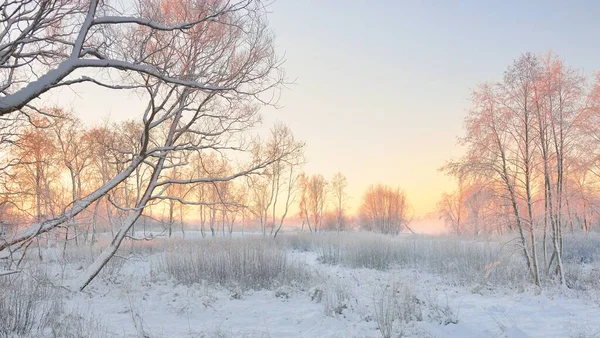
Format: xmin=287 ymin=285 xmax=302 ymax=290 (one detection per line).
xmin=45 ymin=0 xmax=600 ymax=218
xmin=260 ymin=0 xmax=600 ymax=217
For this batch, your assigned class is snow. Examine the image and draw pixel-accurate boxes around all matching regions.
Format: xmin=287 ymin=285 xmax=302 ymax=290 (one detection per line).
xmin=26 ymin=237 xmax=600 ymax=337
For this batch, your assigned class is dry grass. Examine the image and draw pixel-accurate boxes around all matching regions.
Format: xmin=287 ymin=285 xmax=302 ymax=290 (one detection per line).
xmin=152 ymin=237 xmax=314 ymax=291
xmin=0 ymin=268 xmax=108 ymax=338
xmin=281 ymin=231 xmax=600 ymax=290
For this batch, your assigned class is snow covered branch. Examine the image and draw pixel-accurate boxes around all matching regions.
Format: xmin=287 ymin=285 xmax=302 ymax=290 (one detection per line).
xmin=0 ymin=0 xmax=263 ymax=116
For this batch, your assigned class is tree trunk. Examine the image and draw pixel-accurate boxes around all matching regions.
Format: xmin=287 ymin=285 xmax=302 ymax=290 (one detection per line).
xmin=71 ymin=150 xmax=169 ymax=291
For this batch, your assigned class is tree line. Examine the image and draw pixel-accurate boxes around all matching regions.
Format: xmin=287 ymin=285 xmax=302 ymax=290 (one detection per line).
xmin=0 ymin=112 xmax=411 ymax=241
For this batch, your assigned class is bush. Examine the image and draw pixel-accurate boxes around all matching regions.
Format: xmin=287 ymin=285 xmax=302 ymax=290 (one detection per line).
xmin=373 ymin=281 xmax=424 ymax=338
xmin=562 ymin=233 xmax=600 ymax=265
xmin=0 ymin=271 xmax=58 ymax=337
xmin=322 ymin=282 xmax=349 ymax=316
xmin=424 ymin=293 xmax=459 ymax=326
xmin=279 ymin=233 xmax=316 ymax=252
xmin=49 ymin=311 xmax=110 ymax=338
xmin=153 ymin=237 xmax=313 ymax=290
xmin=288 ymin=232 xmax=530 ymax=289
xmin=315 ymin=233 xmax=395 ymax=269
xmin=564 ymin=264 xmax=600 ymax=291
xmin=0 ymin=269 xmax=107 ymax=338
xmin=345 ymin=236 xmax=396 ymax=270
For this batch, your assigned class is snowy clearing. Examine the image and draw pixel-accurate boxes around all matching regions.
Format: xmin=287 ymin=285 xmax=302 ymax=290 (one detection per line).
xmin=2 ymin=232 xmax=600 ymax=338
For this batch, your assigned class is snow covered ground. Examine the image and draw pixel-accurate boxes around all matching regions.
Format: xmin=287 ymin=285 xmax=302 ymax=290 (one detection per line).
xmin=2 ymin=232 xmax=600 ymax=338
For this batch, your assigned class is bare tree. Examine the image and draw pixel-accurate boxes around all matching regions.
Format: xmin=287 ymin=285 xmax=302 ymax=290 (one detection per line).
xmin=330 ymin=172 xmax=347 ymax=233
xmin=0 ymin=0 xmax=282 ymax=258
xmin=359 ymin=184 xmax=408 ymax=235
xmin=450 ymin=80 xmax=540 ymax=286
xmin=63 ymin=0 xmax=287 ymax=291
xmin=535 ymin=53 xmax=586 ymax=283
xmin=437 ymin=192 xmax=464 ymax=235
xmin=268 ymin=124 xmax=304 ymax=238
xmin=1 ymin=117 xmax=62 ymax=261
xmin=298 ymin=174 xmax=328 ymax=233
xmin=502 ymin=53 xmax=541 ymax=286
xmin=246 ymin=124 xmax=304 ymax=237
xmin=444 ymin=52 xmax=592 ymax=286
xmin=50 ymin=109 xmax=93 ymax=246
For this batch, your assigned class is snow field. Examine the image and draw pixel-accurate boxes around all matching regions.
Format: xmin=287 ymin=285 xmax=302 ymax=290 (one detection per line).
xmin=1 ymin=232 xmax=600 ymax=337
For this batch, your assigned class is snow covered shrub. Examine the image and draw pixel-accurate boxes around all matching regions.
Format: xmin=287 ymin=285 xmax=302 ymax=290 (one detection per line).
xmin=538 ymin=233 xmax=600 ymax=289
xmin=0 ymin=271 xmax=59 ymax=337
xmin=229 ymin=286 xmax=244 ymax=300
xmin=0 ymin=267 xmax=109 ymax=338
xmin=309 ymin=285 xmax=324 ymax=303
xmin=290 ymin=232 xmax=600 ymax=290
xmin=279 ymin=233 xmax=316 ymax=252
xmin=373 ymin=281 xmax=423 ymax=338
xmin=307 ymin=281 xmax=350 ymax=316
xmin=373 ymin=289 xmax=396 ymax=338
xmin=322 ymin=281 xmax=349 ymax=316
xmin=347 ymin=233 xmax=527 ymax=288
xmin=50 ymin=243 xmax=126 ymax=282
xmin=564 ymin=265 xmax=600 ymax=291
xmin=562 ymin=233 xmax=600 ymax=265
xmin=316 ymin=237 xmax=343 ymax=265
xmin=275 ymin=285 xmax=294 ymax=300
xmin=49 ymin=311 xmax=109 ymax=338
xmin=344 ymin=236 xmax=396 ymax=270
xmin=154 ymin=237 xmax=313 ymax=290
xmin=424 ymin=293 xmax=459 ymax=326
xmin=315 ymin=233 xmax=395 ymax=269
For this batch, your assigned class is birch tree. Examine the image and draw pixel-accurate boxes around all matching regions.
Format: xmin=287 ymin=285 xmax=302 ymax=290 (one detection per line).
xmin=444 ymin=52 xmax=592 ymax=286
xmin=450 ymin=81 xmax=540 ymax=285
xmin=502 ymin=54 xmax=541 ymax=286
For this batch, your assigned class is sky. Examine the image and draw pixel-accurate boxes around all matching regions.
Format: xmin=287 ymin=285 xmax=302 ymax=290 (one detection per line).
xmin=46 ymin=0 xmax=600 ymax=219
xmin=258 ymin=0 xmax=600 ymax=218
